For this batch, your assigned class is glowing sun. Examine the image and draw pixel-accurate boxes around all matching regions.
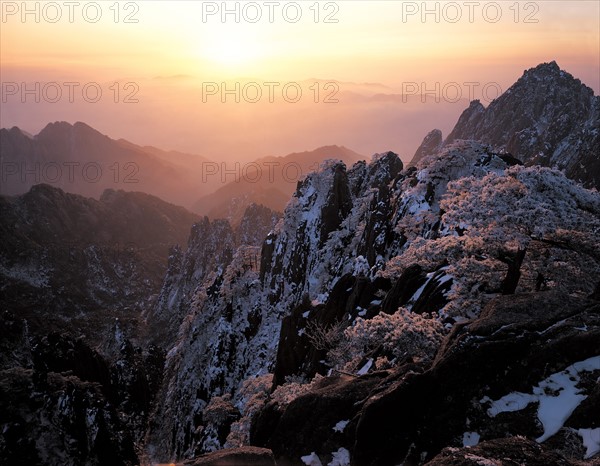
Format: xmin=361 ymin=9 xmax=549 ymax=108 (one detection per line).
xmin=202 ymin=30 xmax=266 ymax=70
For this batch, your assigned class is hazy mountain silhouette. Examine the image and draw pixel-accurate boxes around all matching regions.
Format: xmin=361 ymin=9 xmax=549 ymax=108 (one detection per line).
xmin=0 ymin=122 xmax=214 ymax=208
xmin=192 ymin=145 xmax=364 ymax=225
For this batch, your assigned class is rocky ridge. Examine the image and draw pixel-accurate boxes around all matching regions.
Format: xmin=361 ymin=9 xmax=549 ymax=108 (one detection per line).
xmin=144 ymin=62 xmax=599 ymax=465
xmin=410 ymin=61 xmax=600 ymax=190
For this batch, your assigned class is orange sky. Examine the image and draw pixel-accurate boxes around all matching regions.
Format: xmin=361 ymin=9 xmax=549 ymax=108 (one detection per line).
xmin=1 ymin=1 xmax=599 ymax=161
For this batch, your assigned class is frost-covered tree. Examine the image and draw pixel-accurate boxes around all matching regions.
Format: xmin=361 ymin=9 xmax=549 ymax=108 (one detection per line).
xmin=331 ymin=308 xmax=444 ymax=372
xmin=386 ymin=165 xmax=600 ymax=318
xmin=225 ymin=374 xmax=272 ymax=448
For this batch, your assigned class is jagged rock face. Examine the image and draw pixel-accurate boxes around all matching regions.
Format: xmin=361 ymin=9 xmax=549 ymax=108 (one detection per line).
xmin=412 ymin=62 xmax=600 ymax=190
xmin=261 ymin=160 xmax=355 ymax=299
xmin=143 ymin=205 xmax=279 ymax=460
xmin=319 ymin=163 xmax=353 ymax=244
xmin=271 ymin=274 xmax=384 ymax=387
xmin=146 ymin=144 xmax=599 ymax=462
xmin=380 ymin=265 xmax=425 ymax=315
xmin=351 ymin=152 xmax=404 ymax=267
xmin=145 ymin=156 xmax=406 ymax=461
xmin=145 ymin=249 xmax=274 ymax=461
xmin=262 ymin=154 xmax=403 ymax=306
xmin=271 ymin=265 xmax=452 ymax=387
xmin=148 ymin=217 xmax=236 ymax=343
xmin=444 ymin=100 xmax=486 ymax=146
xmin=409 ymin=129 xmax=443 ymax=168
xmin=235 ymin=204 xmax=280 ymax=247
xmin=0 ymin=368 xmax=138 ymax=466
xmin=148 ymin=203 xmax=279 ymax=343
xmin=251 ymin=291 xmax=600 ymax=465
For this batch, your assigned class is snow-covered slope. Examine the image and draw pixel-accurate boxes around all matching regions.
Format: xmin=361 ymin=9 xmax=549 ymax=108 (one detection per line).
xmin=145 ymin=135 xmax=599 ymax=463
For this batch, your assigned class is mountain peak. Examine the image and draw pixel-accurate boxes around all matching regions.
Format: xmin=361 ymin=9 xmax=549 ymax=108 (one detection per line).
xmin=37 ymin=121 xmax=105 ymax=140
xmin=525 ymin=60 xmax=560 ymax=76
xmin=409 ymin=129 xmax=443 ymax=167
xmin=415 ymin=61 xmax=598 ymax=189
xmin=37 ymin=120 xmax=73 ymax=136
xmin=515 ymin=60 xmax=589 ymax=94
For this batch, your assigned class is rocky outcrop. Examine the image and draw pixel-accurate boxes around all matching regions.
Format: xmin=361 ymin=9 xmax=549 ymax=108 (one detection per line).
xmin=235 ymin=204 xmax=280 ymax=247
xmin=149 ymin=203 xmax=280 ymax=344
xmin=146 ymin=156 xmax=407 ymax=461
xmin=411 ymin=62 xmax=600 ymax=189
xmin=147 ymin=216 xmax=236 ymax=343
xmin=270 ymin=263 xmax=453 ymax=387
xmin=0 ymin=368 xmax=138 ymax=465
xmin=355 ymin=291 xmax=600 ymax=465
xmin=252 ymin=373 xmax=388 ymax=462
xmin=250 ymin=291 xmax=600 ymax=465
xmin=409 ymin=129 xmax=443 ymax=168
xmin=145 ymin=204 xmax=281 ymax=459
xmin=261 ymin=160 xmax=355 ymax=299
xmin=352 ymin=152 xmax=404 ymax=267
xmin=146 ymin=133 xmax=599 ymax=464
xmin=183 ymin=446 xmax=275 ymax=466
xmin=426 ymin=437 xmax=575 ymax=466
xmin=444 ymin=100 xmax=486 ymax=146
xmin=272 ymin=274 xmax=386 ymax=387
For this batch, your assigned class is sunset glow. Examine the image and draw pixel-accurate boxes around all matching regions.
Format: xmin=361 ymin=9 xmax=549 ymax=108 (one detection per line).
xmin=1 ymin=1 xmax=599 ymax=160
xmin=2 ymin=2 xmax=600 ymax=465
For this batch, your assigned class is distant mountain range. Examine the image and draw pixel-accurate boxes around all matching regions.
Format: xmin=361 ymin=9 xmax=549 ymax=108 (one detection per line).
xmin=192 ymin=145 xmax=364 ymax=225
xmin=0 ymin=121 xmax=215 ymax=209
xmin=1 ymin=122 xmax=366 ymax=218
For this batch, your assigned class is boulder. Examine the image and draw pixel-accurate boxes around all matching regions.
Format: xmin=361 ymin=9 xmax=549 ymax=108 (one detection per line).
xmin=184 ymin=446 xmax=276 ymax=466
xmin=425 ymin=436 xmax=574 ymax=465
xmin=354 ymin=291 xmax=600 ymax=465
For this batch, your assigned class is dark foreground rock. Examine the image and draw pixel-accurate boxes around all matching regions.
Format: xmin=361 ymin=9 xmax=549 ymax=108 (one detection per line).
xmin=425 ymin=436 xmax=575 ymax=466
xmin=252 ymin=372 xmax=391 ymax=461
xmin=183 ymin=446 xmax=275 ymax=466
xmin=354 ymin=291 xmax=600 ymax=465
xmin=251 ymin=291 xmax=600 ymax=465
xmin=0 ymin=368 xmax=138 ymax=465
